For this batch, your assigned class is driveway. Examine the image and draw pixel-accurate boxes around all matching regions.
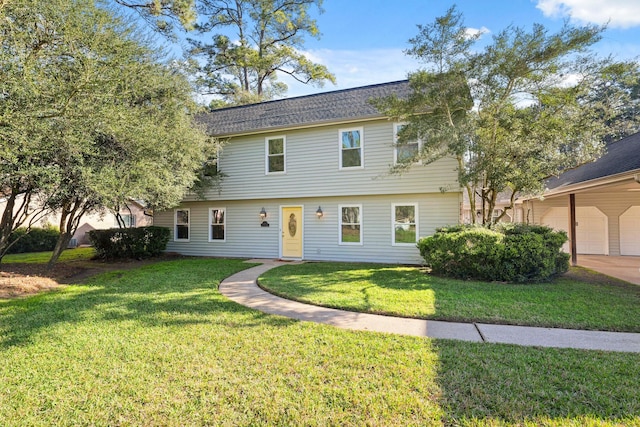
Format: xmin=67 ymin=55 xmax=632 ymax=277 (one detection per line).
xmin=578 ymin=255 xmax=640 ymax=285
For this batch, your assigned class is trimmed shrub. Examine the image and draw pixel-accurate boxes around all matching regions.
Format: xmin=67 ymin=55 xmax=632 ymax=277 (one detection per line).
xmin=88 ymin=226 xmax=170 ymax=259
xmin=418 ymin=223 xmax=569 ymax=283
xmin=7 ymin=226 xmax=60 ymax=254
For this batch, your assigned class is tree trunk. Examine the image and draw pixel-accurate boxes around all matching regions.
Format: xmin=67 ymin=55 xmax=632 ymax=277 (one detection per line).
xmin=48 ymin=231 xmax=73 ymax=268
xmin=0 ymin=189 xmax=48 ymax=264
xmin=48 ymin=200 xmax=86 ymax=268
xmin=0 ymin=193 xmax=18 ymax=263
xmin=464 ymin=183 xmax=476 ymax=224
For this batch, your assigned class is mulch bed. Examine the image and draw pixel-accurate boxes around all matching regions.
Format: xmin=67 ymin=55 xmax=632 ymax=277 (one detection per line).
xmin=0 ymin=253 xmax=185 ymax=299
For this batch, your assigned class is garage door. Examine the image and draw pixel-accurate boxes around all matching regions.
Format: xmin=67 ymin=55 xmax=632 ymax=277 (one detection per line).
xmin=620 ymin=206 xmax=640 ymax=256
xmin=576 ymin=207 xmax=608 ymax=255
xmin=541 ymin=207 xmax=569 ymax=253
xmin=541 ymin=206 xmax=608 ymax=255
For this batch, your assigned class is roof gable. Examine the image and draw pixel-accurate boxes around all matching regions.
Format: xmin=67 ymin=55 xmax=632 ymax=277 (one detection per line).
xmin=196 ymin=80 xmax=410 ymax=136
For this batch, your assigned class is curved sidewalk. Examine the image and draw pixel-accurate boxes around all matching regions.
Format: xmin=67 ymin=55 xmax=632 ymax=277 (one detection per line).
xmin=219 ymin=260 xmax=640 ymax=353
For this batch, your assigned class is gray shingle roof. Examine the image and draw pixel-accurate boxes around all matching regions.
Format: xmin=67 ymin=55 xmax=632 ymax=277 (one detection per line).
xmin=196 ymin=80 xmax=410 ymax=136
xmin=546 ymin=131 xmax=640 ymax=190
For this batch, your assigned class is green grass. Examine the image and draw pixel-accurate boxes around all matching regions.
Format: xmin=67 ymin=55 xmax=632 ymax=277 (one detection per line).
xmin=0 ymin=259 xmax=639 ymax=426
xmin=259 ymin=262 xmax=640 ymax=332
xmin=3 ymin=247 xmax=96 ymax=263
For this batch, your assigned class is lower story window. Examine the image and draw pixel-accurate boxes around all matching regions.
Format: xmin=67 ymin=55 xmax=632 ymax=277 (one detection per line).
xmin=339 ymin=205 xmax=362 ymax=244
xmin=209 ymin=207 xmax=226 ymax=241
xmin=393 ymin=204 xmax=418 ymax=245
xmin=175 ymin=208 xmax=190 ymax=241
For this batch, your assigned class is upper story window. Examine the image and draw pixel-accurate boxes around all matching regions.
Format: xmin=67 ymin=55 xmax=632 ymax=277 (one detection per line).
xmin=209 ymin=207 xmax=226 ymax=241
xmin=266 ymin=136 xmax=286 ymax=174
xmin=393 ymin=123 xmax=421 ymax=165
xmin=339 ymin=127 xmax=363 ymax=169
xmin=339 ymin=204 xmax=362 ymax=245
xmin=174 ymin=208 xmax=190 ymax=241
xmin=392 ymin=203 xmax=418 ymax=245
xmin=114 ymin=214 xmax=136 ymax=228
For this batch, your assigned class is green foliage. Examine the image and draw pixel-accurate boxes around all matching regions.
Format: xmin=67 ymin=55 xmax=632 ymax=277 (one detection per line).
xmin=6 ymin=227 xmax=60 ymax=254
xmin=498 ymin=223 xmax=570 ymax=282
xmin=0 ymin=0 xmax=213 ymax=266
xmin=418 ymin=224 xmax=569 ymax=282
xmin=374 ymin=6 xmax=640 ymax=225
xmin=88 ymin=226 xmax=170 ymax=259
xmin=111 ymin=0 xmax=197 ymax=33
xmin=188 ymin=0 xmax=335 ymax=104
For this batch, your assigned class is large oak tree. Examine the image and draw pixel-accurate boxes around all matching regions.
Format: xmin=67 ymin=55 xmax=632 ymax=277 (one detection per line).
xmin=374 ymin=6 xmax=640 ymax=225
xmin=0 ymin=0 xmax=214 ymax=265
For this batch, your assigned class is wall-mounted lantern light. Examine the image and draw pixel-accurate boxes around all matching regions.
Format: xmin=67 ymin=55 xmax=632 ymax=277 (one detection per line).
xmin=316 ymin=206 xmax=323 ymax=218
xmin=259 ymin=207 xmax=269 ymax=227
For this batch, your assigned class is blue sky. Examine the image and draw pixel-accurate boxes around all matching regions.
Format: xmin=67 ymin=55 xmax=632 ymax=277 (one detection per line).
xmin=270 ymin=0 xmax=640 ymax=97
xmin=168 ymin=0 xmax=640 ymax=99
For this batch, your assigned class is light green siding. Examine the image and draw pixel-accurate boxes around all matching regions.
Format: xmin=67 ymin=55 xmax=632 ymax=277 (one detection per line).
xmin=185 ymin=119 xmax=459 ymax=202
xmin=156 ymin=118 xmax=461 ymax=264
xmin=154 ymin=193 xmax=460 ymax=264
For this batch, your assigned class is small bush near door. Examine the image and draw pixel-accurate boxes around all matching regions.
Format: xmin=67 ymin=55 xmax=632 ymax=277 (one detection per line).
xmin=89 ymin=226 xmax=170 ymax=259
xmin=418 ymin=224 xmax=569 ymax=283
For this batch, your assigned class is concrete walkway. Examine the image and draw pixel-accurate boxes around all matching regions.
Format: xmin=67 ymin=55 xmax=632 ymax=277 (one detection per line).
xmin=219 ymin=260 xmax=640 ymax=353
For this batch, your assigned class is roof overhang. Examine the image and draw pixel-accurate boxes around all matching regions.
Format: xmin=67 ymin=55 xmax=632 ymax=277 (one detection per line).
xmin=529 ymin=169 xmax=640 ymax=200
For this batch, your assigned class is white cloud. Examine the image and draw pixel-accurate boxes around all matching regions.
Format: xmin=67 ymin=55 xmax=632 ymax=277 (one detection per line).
xmin=465 ymin=26 xmax=491 ymax=39
xmin=536 ymin=0 xmax=640 ymax=28
xmin=278 ymin=48 xmax=422 ymax=98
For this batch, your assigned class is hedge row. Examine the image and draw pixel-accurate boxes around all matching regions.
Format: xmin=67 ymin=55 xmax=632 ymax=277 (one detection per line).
xmin=88 ymin=226 xmax=170 ymax=259
xmin=418 ymin=224 xmax=570 ymax=283
xmin=7 ymin=226 xmax=60 ymax=254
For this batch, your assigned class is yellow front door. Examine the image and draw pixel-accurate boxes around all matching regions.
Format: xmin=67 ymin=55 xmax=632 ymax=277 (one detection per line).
xmin=282 ymin=206 xmax=303 ymax=259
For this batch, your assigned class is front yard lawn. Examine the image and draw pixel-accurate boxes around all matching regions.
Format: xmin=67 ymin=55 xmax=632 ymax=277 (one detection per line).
xmin=2 ymin=247 xmax=96 ymax=264
xmin=258 ymin=262 xmax=640 ymax=332
xmin=1 ymin=258 xmax=639 ymax=425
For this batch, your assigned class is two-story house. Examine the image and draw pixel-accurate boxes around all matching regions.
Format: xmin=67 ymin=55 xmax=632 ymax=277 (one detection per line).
xmin=154 ymin=81 xmax=461 ymax=264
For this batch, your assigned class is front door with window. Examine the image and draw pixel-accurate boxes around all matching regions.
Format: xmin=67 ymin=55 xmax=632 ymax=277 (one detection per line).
xmin=281 ymin=206 xmax=303 ymax=259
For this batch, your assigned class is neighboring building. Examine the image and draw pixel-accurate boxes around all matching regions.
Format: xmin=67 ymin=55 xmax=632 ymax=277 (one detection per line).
xmin=460 ymin=190 xmax=524 ymax=224
xmin=154 ymin=81 xmax=461 ymax=264
xmin=522 ymin=131 xmax=640 ymax=256
xmin=57 ymin=201 xmax=152 ymax=246
xmin=0 ymin=198 xmax=152 ymax=246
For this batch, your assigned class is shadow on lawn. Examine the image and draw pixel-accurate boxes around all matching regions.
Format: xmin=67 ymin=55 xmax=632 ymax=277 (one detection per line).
xmin=2 ymin=259 xmax=639 ymax=424
xmin=0 ymin=260 xmax=296 ymax=348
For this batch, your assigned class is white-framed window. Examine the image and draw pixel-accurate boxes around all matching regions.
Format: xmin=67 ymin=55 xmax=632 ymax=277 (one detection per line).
xmin=392 ymin=203 xmax=418 ymax=245
xmin=266 ymin=136 xmax=286 ymax=174
xmin=339 ymin=127 xmax=364 ymax=169
xmin=209 ymin=207 xmax=226 ymax=242
xmin=174 ymin=208 xmax=190 ymax=241
xmin=393 ymin=123 xmax=421 ymax=165
xmin=339 ymin=204 xmax=362 ymax=245
xmin=492 ymin=208 xmax=512 ymax=223
xmin=114 ymin=214 xmax=136 ymax=228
